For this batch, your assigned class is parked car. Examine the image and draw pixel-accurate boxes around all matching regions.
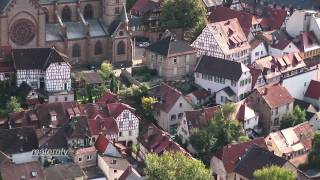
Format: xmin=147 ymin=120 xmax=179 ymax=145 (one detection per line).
xmin=138 ymin=42 xmax=150 ymax=48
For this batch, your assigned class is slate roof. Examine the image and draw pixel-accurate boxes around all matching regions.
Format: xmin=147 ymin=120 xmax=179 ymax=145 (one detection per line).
xmin=305 ymin=80 xmax=320 ymax=99
xmin=81 ymin=71 xmax=103 ymax=85
xmin=195 ymin=55 xmax=248 ymax=81
xmin=12 ymin=47 xmax=69 ymax=70
xmin=44 ymin=163 xmax=85 ymax=180
xmin=217 ymin=87 xmax=236 ymax=97
xmin=214 ymin=138 xmax=267 ymax=173
xmin=0 ymin=0 xmax=11 ymax=13
xmin=256 ymin=84 xmax=293 ymax=108
xmin=36 ymin=128 xmax=68 ymax=150
xmin=146 ymin=36 xmax=194 ymax=57
xmin=234 ymin=144 xmax=289 ymax=179
xmin=0 ymin=127 xmax=39 ymax=154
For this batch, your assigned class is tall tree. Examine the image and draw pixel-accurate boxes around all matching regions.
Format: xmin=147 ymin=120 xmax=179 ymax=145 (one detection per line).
xmin=109 ymin=75 xmax=118 ymax=93
xmin=280 ymin=105 xmax=306 ymax=129
xmin=6 ymin=96 xmax=22 ymax=113
xmin=141 ymin=96 xmax=158 ymax=123
xmin=160 ymin=0 xmax=206 ymax=31
xmin=306 ymin=131 xmax=320 ymax=169
xmin=190 ymin=103 xmax=243 ymax=164
xmin=253 ymin=166 xmax=296 ymax=180
xmin=85 ymin=84 xmax=93 ymax=103
xmin=99 ymin=61 xmax=113 ymax=80
xmin=144 ymin=152 xmax=212 ymax=180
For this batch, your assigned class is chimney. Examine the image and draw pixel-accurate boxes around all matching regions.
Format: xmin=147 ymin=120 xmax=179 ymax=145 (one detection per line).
xmin=147 ymin=126 xmax=154 ymax=138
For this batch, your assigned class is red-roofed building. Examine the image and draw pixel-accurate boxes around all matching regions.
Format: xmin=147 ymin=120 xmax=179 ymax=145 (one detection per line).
xmin=186 ymin=89 xmax=210 ymax=106
xmin=304 ymin=80 xmax=320 ymax=108
xmin=149 ymin=83 xmax=193 ymax=134
xmin=247 ymin=84 xmax=294 ymax=131
xmin=96 ymin=91 xmax=118 ymax=106
xmin=269 ymin=38 xmax=300 ymax=57
xmin=138 ymin=123 xmax=191 ymax=160
xmin=72 ymin=146 xmax=97 ymax=168
xmin=210 ymin=137 xmax=267 ymax=180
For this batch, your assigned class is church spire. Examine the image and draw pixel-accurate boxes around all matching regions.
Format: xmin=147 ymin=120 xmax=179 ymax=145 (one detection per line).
xmin=120 ymin=3 xmax=129 ymax=24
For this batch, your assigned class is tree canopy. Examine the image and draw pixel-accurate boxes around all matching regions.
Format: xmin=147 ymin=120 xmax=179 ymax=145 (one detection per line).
xmin=189 ymin=103 xmax=243 ymax=164
xmin=306 ymin=131 xmax=320 ymax=170
xmin=160 ymin=0 xmax=206 ymax=31
xmin=6 ymin=96 xmax=22 ymax=113
xmin=253 ymin=166 xmax=296 ymax=180
xmin=144 ymin=151 xmax=212 ymax=180
xmin=99 ymin=61 xmax=113 ymax=80
xmin=280 ymin=105 xmax=306 ymax=129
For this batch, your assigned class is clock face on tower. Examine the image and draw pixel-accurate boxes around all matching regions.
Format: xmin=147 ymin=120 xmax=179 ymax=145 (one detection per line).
xmin=10 ymin=19 xmax=36 ymax=46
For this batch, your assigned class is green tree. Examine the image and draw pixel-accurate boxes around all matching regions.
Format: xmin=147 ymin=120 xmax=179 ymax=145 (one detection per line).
xmin=99 ymin=61 xmax=113 ymax=80
xmin=190 ymin=103 xmax=243 ymax=164
xmin=306 ymin=131 xmax=320 ymax=169
xmin=85 ymin=85 xmax=93 ymax=103
xmin=6 ymin=96 xmax=22 ymax=113
xmin=126 ymin=0 xmax=137 ymax=10
xmin=141 ymin=96 xmax=158 ymax=123
xmin=160 ymin=0 xmax=206 ymax=32
xmin=280 ymin=105 xmax=306 ymax=129
xmin=119 ymin=84 xmax=149 ymax=102
xmin=253 ymin=165 xmax=296 ymax=180
xmin=144 ymin=151 xmax=211 ymax=180
xmin=109 ymin=75 xmax=118 ymax=93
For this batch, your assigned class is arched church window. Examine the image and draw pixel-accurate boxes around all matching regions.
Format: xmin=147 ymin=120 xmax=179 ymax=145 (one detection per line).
xmin=72 ymin=44 xmax=81 ymax=57
xmin=43 ymin=8 xmax=49 ymax=23
xmin=117 ymin=41 xmax=125 ymax=55
xmin=62 ymin=6 xmax=72 ymax=21
xmin=84 ymin=4 xmax=94 ymax=19
xmin=95 ymin=41 xmax=103 ymax=55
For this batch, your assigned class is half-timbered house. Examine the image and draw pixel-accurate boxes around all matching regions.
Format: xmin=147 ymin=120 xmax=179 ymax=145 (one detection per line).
xmin=191 ymin=18 xmax=251 ymax=64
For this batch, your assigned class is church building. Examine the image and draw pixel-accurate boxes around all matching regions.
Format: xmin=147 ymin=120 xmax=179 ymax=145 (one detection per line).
xmin=0 ymin=0 xmax=132 ymax=66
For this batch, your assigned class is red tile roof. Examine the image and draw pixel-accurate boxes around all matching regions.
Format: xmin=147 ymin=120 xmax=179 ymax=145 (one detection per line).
xmin=214 ymin=137 xmax=267 ymax=173
xmin=191 ymin=89 xmax=210 ymax=100
xmin=94 ymin=134 xmax=110 ymax=154
xmin=96 ymin=91 xmax=118 ymax=105
xmin=257 ymin=84 xmax=293 ymax=108
xmin=130 ymin=0 xmax=159 ymax=15
xmin=88 ymin=117 xmax=119 ymax=136
xmin=270 ymin=39 xmax=292 ymax=50
xmin=139 ymin=124 xmax=191 ymax=157
xmin=149 ymin=83 xmax=184 ymax=113
xmin=0 ymin=61 xmax=14 ymax=73
xmin=106 ymin=103 xmax=135 ymax=118
xmin=208 ymin=6 xmax=259 ymax=37
xmin=260 ymin=7 xmax=287 ymax=30
xmin=305 ymin=80 xmax=320 ymax=99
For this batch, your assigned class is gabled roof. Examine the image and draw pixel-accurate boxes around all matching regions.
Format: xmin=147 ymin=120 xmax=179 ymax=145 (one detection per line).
xmin=0 ymin=127 xmax=39 ymax=154
xmin=256 ymin=84 xmax=293 ymax=108
xmin=12 ymin=47 xmax=69 ymax=70
xmin=214 ymin=138 xmax=267 ymax=173
xmin=217 ymin=87 xmax=236 ymax=97
xmin=96 ymin=91 xmax=118 ymax=105
xmin=149 ymin=83 xmax=186 ymax=113
xmin=146 ymin=36 xmax=194 ymax=57
xmin=106 ymin=103 xmax=135 ymax=119
xmin=305 ymin=80 xmax=320 ymax=99
xmin=1 ymin=161 xmax=45 ymax=180
xmin=185 ymin=106 xmax=220 ymax=130
xmin=195 ymin=55 xmax=249 ymax=81
xmin=130 ymin=0 xmax=159 ymax=15
xmin=95 ymin=134 xmax=122 ymax=157
xmin=208 ymin=6 xmax=259 ymax=37
xmin=88 ymin=117 xmax=119 ymax=136
xmin=234 ymin=144 xmax=289 ymax=179
xmin=119 ymin=166 xmax=143 ymax=180
xmin=270 ymin=39 xmax=293 ymax=50
xmin=44 ymin=163 xmax=85 ymax=180
xmin=64 ymin=116 xmax=91 ymax=139
xmin=259 ymin=6 xmax=287 ymax=30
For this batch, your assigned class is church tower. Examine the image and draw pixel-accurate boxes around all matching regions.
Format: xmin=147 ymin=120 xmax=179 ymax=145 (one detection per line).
xmin=102 ymin=0 xmax=127 ymax=26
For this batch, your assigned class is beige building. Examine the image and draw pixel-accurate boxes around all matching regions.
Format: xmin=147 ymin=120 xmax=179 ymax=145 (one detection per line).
xmin=145 ymin=35 xmax=197 ymax=80
xmin=0 ymin=0 xmax=132 ymax=66
xmin=247 ymin=84 xmax=294 ymax=132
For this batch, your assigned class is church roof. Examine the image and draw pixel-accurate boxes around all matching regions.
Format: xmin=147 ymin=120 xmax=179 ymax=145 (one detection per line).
xmin=0 ymin=0 xmax=10 ymax=14
xmin=12 ymin=48 xmax=70 ymax=70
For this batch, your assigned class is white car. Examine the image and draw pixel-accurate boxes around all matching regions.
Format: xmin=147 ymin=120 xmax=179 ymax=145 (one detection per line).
xmin=138 ymin=42 xmax=149 ymax=48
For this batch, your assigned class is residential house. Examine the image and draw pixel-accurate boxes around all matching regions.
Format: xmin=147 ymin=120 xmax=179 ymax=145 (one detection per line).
xmin=0 ymin=161 xmax=45 ymax=180
xmin=95 ymin=134 xmax=131 ymax=180
xmin=43 ymin=163 xmax=86 ymax=180
xmin=145 ymin=35 xmax=197 ymax=80
xmin=119 ymin=166 xmax=143 ymax=180
xmin=265 ymin=122 xmax=315 ymax=165
xmin=177 ymin=106 xmax=220 ymax=152
xmin=149 ymin=83 xmax=193 ymax=134
xmin=247 ymin=84 xmax=294 ymax=131
xmin=72 ymin=146 xmax=97 ymax=169
xmin=310 ymin=112 xmax=320 ymax=130
xmin=268 ymin=39 xmax=300 ymax=57
xmin=304 ymin=80 xmax=320 ymax=108
xmin=201 ymin=0 xmax=223 ymax=14
xmin=0 ymin=127 xmax=39 ymax=164
xmin=251 ymin=53 xmax=319 ymax=100
xmin=234 ymin=144 xmax=297 ymax=180
xmin=106 ymin=103 xmax=140 ymax=146
xmin=243 ymin=0 xmax=320 ymax=11
xmin=210 ymin=138 xmax=267 ymax=180
xmin=64 ymin=116 xmax=92 ymax=149
xmin=11 ymin=48 xmax=74 ymax=103
xmin=138 ymin=123 xmax=191 ymax=161
xmin=185 ymin=89 xmax=211 ymax=106
xmin=208 ymin=6 xmax=262 ymax=39
xmin=249 ymin=39 xmax=268 ymax=63
xmin=73 ymin=71 xmax=103 ymax=89
xmin=194 ymin=55 xmax=252 ymax=104
xmin=233 ymin=101 xmax=260 ymax=136
xmin=192 ymin=18 xmax=251 ymax=64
